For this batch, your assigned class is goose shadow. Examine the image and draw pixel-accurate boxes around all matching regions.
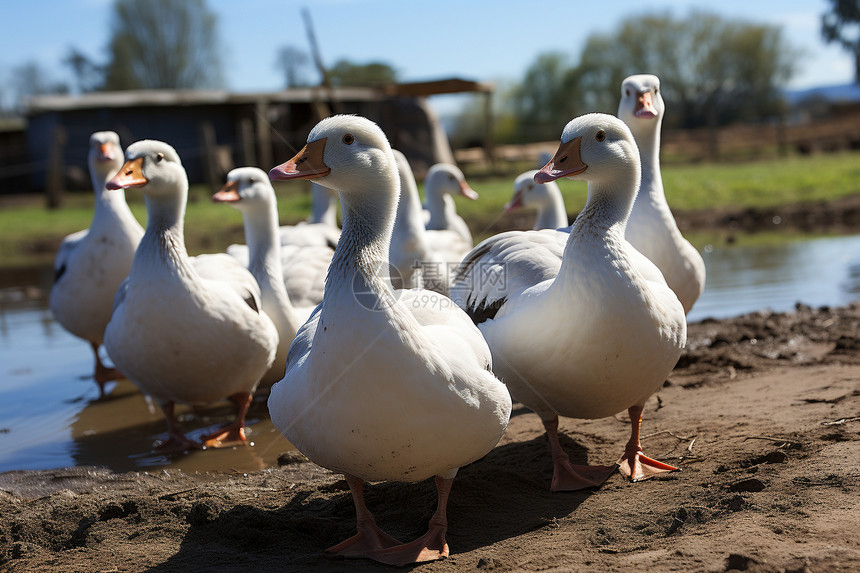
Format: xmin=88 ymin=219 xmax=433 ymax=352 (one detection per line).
xmin=146 ymin=432 xmax=608 ymax=571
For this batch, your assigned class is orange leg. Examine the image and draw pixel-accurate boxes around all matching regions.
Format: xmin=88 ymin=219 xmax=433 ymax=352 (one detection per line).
xmin=617 ymin=405 xmax=679 ymax=481
xmin=201 ymin=392 xmax=253 ymax=448
xmin=369 ymin=475 xmax=453 ymax=566
xmin=90 ymin=342 xmax=123 ymax=398
xmin=155 ymin=401 xmax=201 ymax=451
xmin=326 ymin=474 xmax=402 ymax=558
xmin=543 ymin=417 xmax=617 ymax=491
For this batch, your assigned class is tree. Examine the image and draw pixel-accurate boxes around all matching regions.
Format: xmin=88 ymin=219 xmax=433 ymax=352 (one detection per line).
xmin=7 ymin=62 xmax=69 ymax=113
xmin=327 ymin=60 xmax=398 ymax=88
xmin=274 ymin=45 xmax=311 ymax=88
xmin=508 ymin=52 xmax=580 ymax=142
xmin=821 ymin=0 xmax=860 ymax=83
xmin=64 ymin=48 xmax=104 ymax=93
xmin=103 ymin=0 xmax=223 ymax=90
xmin=570 ymin=11 xmax=796 ymax=129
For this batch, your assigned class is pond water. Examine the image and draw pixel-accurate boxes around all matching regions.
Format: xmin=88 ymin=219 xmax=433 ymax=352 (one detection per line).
xmin=1 ymin=233 xmax=859 ymax=475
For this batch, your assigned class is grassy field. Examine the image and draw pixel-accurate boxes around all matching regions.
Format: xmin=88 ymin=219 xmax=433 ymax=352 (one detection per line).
xmin=1 ymin=150 xmax=858 ymax=268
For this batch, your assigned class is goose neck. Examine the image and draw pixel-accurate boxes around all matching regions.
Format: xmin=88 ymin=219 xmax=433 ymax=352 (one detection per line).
xmin=243 ymin=206 xmax=281 ymax=271
xmin=535 ymin=190 xmax=568 ymax=230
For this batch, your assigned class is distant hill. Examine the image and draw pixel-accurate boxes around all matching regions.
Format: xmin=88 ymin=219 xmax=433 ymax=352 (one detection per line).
xmin=783 ymin=83 xmax=860 ymax=106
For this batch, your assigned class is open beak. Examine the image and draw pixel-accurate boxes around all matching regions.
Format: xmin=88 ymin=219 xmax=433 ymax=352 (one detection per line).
xmin=106 ymin=157 xmax=146 ymax=190
xmin=99 ymin=143 xmax=115 ymax=161
xmin=504 ymin=191 xmax=524 ymax=213
xmin=459 ymin=181 xmax=479 ymax=200
xmin=269 ymin=138 xmax=330 ymax=182
xmin=634 ymin=91 xmax=658 ymax=119
xmin=534 ymin=136 xmax=587 ymax=183
xmin=212 ymin=179 xmax=241 ymax=203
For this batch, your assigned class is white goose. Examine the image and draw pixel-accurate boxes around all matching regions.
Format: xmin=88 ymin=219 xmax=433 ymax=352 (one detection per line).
xmin=212 ymin=167 xmax=316 ymax=386
xmin=505 ymin=170 xmax=569 ymax=230
xmin=307 ymin=181 xmax=339 ymax=226
xmin=50 ymin=131 xmax=144 ymax=397
xmin=389 ymin=150 xmax=444 ymax=292
xmin=452 ymin=114 xmax=686 ymax=490
xmin=389 ymin=150 xmax=468 ymax=294
xmin=268 ymin=115 xmax=511 ymax=566
xmin=618 ymin=74 xmax=706 ymax=314
xmin=103 ymin=141 xmax=278 ymax=450
xmin=423 ymin=163 xmax=478 ymax=244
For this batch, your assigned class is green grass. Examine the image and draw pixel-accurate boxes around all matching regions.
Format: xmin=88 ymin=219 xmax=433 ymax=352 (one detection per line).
xmin=1 ymin=150 xmax=858 ymax=268
xmin=456 ymin=150 xmax=860 ymax=241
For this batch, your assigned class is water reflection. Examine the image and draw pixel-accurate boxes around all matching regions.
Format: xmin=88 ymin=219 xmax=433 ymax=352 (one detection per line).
xmin=0 ymin=281 xmax=294 ymax=474
xmin=688 ymin=234 xmax=860 ymax=322
xmin=1 ymin=233 xmax=859 ymax=474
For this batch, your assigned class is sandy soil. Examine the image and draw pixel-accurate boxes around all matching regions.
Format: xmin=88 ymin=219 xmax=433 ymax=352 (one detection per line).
xmin=1 ymin=302 xmax=858 ymax=572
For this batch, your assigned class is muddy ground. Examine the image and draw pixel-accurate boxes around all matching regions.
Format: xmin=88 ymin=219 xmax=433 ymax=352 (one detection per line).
xmin=1 ymin=301 xmax=858 ymax=572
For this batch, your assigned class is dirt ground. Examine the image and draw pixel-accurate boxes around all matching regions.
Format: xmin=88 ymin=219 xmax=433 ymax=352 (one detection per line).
xmin=1 ymin=300 xmax=858 ymax=572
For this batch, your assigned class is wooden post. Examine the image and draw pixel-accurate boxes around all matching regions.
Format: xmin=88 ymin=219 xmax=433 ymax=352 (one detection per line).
xmin=46 ymin=124 xmax=67 ymax=209
xmin=199 ymin=120 xmax=219 ymax=190
xmin=238 ymin=117 xmax=256 ymax=166
xmin=255 ymin=99 xmax=273 ymax=171
xmin=483 ymin=91 xmax=495 ymax=171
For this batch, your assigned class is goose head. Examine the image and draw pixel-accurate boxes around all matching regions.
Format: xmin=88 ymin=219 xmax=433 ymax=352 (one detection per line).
xmin=424 ymin=163 xmax=479 ymax=200
xmin=213 ymin=167 xmax=275 ymax=213
xmin=89 ymin=131 xmax=124 ymax=184
xmin=534 ymin=113 xmax=639 ymax=188
xmin=106 ymin=140 xmax=186 ymax=200
xmin=617 ymin=74 xmax=664 ymax=136
xmin=269 ymin=115 xmax=398 ymax=215
xmin=506 ymin=170 xmax=556 ymax=213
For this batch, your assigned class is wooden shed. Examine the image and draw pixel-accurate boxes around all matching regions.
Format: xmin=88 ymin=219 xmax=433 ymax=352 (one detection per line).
xmin=22 ymin=79 xmax=493 ymax=202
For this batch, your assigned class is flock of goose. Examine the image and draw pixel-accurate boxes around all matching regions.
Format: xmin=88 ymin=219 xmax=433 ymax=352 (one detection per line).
xmin=49 ymin=74 xmax=706 ymax=565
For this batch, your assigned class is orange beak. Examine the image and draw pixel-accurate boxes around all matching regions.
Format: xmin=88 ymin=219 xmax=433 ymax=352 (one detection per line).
xmin=534 ymin=137 xmax=587 ymax=183
xmin=635 ymin=91 xmax=658 ymax=119
xmin=269 ymin=138 xmax=330 ymax=182
xmin=212 ymin=179 xmax=241 ymax=203
xmin=459 ymin=180 xmax=479 ymax=200
xmin=106 ymin=157 xmax=146 ymax=190
xmin=98 ymin=143 xmax=115 ymax=161
xmin=505 ymin=190 xmax=524 ymax=213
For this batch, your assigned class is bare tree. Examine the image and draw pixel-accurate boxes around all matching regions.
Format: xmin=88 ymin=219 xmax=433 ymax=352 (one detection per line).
xmin=821 ymin=0 xmax=860 ymax=83
xmin=103 ymin=0 xmax=223 ymax=90
xmin=63 ymin=48 xmax=104 ymax=93
xmin=274 ymin=45 xmax=311 ymax=88
xmin=6 ymin=62 xmax=69 ymax=113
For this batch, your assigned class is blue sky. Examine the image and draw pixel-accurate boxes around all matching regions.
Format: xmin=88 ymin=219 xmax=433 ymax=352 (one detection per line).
xmin=0 ymin=0 xmax=854 ymax=108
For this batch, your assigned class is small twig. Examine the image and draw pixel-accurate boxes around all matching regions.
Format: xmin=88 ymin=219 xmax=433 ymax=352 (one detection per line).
xmin=744 ymin=436 xmax=803 ymax=448
xmin=158 ymin=487 xmax=198 ymax=501
xmin=642 ymin=430 xmax=696 ymax=441
xmin=821 ymin=416 xmax=860 ymax=427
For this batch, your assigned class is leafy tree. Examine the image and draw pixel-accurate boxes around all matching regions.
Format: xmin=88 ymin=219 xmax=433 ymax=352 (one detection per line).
xmin=566 ymin=11 xmax=796 ymax=129
xmin=508 ymin=52 xmax=580 ymax=142
xmin=327 ymin=60 xmax=398 ymax=88
xmin=274 ymin=45 xmax=311 ymax=88
xmin=821 ymin=0 xmax=860 ymax=83
xmin=103 ymin=0 xmax=223 ymax=90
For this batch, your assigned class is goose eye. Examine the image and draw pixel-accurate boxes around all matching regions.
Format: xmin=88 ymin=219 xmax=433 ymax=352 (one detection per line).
xmin=595 ymin=130 xmax=606 ymax=142
xmin=654 ymin=87 xmax=659 ymax=94
xmin=342 ymin=133 xmax=355 ymax=144
xmin=625 ymin=89 xmax=630 ymax=97
xmin=156 ymin=153 xmax=164 ymax=162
